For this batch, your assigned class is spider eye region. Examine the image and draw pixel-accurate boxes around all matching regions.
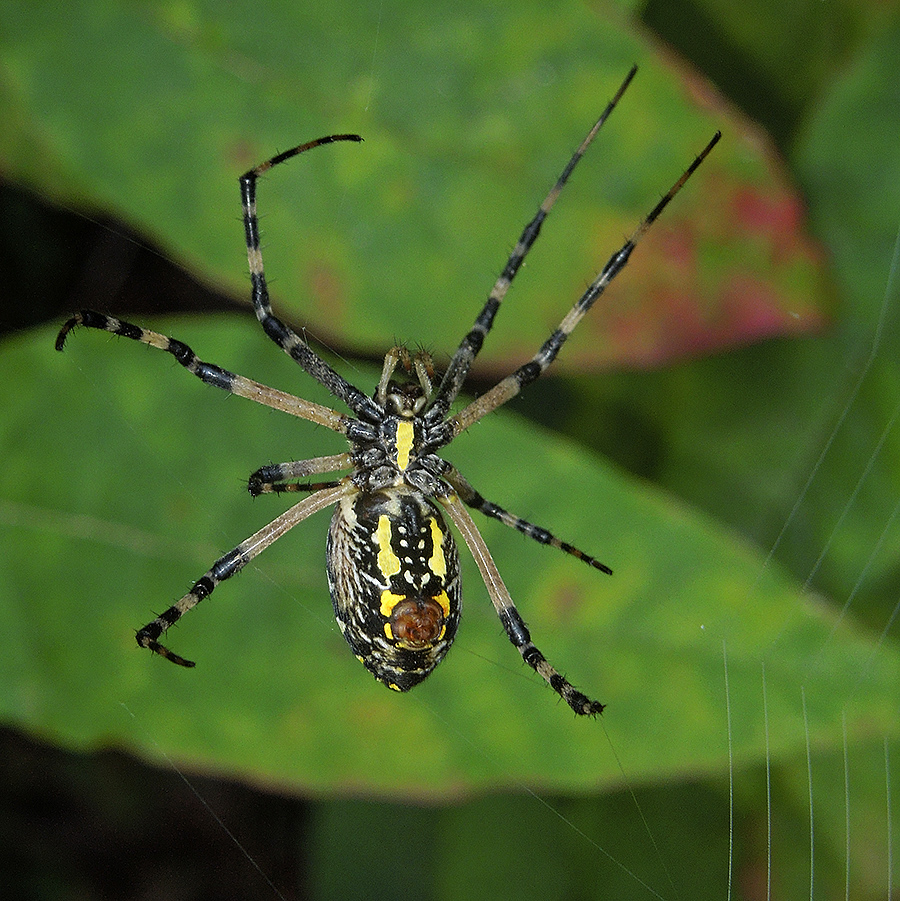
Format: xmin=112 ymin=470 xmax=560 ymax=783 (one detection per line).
xmin=385 ymin=380 xmax=427 ymax=417
xmin=327 ymin=488 xmax=461 ymax=692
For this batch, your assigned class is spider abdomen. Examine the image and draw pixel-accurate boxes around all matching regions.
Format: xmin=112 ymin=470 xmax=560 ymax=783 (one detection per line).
xmin=326 ymin=486 xmax=461 ymax=692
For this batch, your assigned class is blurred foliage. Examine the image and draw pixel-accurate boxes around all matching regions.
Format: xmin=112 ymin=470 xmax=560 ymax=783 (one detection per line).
xmin=1 ymin=0 xmax=900 ymax=899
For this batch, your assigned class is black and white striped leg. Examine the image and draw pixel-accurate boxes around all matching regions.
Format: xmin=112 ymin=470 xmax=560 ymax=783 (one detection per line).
xmin=440 ymin=490 xmax=604 ymax=715
xmin=428 ymin=66 xmax=637 ymax=419
xmin=137 ymin=483 xmax=352 ymax=666
xmin=443 ymin=465 xmax=612 ymax=575
xmin=56 ymin=311 xmax=350 ymax=431
xmin=248 ymin=453 xmax=352 ymax=496
xmin=238 ymin=134 xmax=382 ymax=422
xmin=450 ymin=128 xmax=722 ymax=437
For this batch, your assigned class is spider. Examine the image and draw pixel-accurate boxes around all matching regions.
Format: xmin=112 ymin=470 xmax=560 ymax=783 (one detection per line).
xmin=57 ymin=66 xmax=719 ymax=715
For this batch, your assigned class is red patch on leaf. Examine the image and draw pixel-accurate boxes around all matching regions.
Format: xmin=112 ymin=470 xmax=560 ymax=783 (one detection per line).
xmin=584 ymin=167 xmax=829 ymax=370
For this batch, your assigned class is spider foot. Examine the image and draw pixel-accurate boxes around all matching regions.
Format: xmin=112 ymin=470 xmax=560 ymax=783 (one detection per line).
xmin=136 ymin=631 xmax=196 ymax=668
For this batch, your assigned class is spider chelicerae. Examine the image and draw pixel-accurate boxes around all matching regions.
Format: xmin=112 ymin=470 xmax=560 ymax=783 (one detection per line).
xmin=57 ymin=66 xmax=718 ymax=715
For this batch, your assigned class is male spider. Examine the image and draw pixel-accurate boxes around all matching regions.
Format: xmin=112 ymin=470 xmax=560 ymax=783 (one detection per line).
xmin=57 ymin=67 xmax=719 ymax=715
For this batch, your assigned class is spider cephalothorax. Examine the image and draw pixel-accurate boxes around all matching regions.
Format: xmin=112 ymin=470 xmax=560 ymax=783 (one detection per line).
xmin=57 ymin=66 xmax=718 ymax=715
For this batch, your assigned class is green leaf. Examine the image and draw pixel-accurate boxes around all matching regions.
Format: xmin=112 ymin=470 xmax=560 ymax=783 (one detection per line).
xmin=2 ymin=319 xmax=898 ymax=797
xmin=0 ymin=0 xmax=823 ymax=369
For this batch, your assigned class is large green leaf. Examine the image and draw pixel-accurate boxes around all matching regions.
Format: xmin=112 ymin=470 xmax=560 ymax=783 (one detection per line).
xmin=0 ymin=0 xmax=821 ymax=369
xmin=2 ymin=318 xmax=898 ymax=797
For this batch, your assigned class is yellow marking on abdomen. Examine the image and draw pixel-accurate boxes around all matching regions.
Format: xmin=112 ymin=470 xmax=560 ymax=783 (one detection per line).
xmin=395 ymin=421 xmax=414 ymax=470
xmin=434 ymin=590 xmax=450 ymax=618
xmin=380 ymin=589 xmax=404 ymax=619
xmin=376 ymin=516 xmax=401 ymax=579
xmin=428 ymin=517 xmax=447 ymax=578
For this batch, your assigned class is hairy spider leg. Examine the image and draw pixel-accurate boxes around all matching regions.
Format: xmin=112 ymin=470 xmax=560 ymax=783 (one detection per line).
xmin=427 ymin=65 xmax=638 ymax=418
xmin=248 ymin=454 xmax=353 ymax=495
xmin=136 ymin=483 xmax=353 ymax=666
xmin=450 ymin=129 xmax=721 ymax=436
xmin=440 ymin=490 xmax=604 ymax=715
xmin=56 ymin=311 xmax=349 ymax=432
xmin=442 ymin=463 xmax=613 ymax=574
xmin=238 ymin=134 xmax=383 ymax=422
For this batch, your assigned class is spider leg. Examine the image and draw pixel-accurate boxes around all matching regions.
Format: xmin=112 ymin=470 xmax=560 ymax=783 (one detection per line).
xmin=239 ymin=134 xmax=382 ymax=423
xmin=450 ymin=129 xmax=721 ymax=436
xmin=56 ymin=311 xmax=349 ymax=431
xmin=428 ymin=66 xmax=637 ymax=418
xmin=137 ymin=482 xmax=352 ymax=666
xmin=376 ymin=346 xmax=435 ymax=409
xmin=440 ymin=490 xmax=604 ymax=715
xmin=248 ymin=453 xmax=352 ymax=495
xmin=442 ymin=465 xmax=612 ymax=574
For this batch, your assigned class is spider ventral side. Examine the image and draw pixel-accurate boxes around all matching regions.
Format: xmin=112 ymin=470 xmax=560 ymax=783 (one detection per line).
xmin=56 ymin=68 xmax=719 ymax=715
